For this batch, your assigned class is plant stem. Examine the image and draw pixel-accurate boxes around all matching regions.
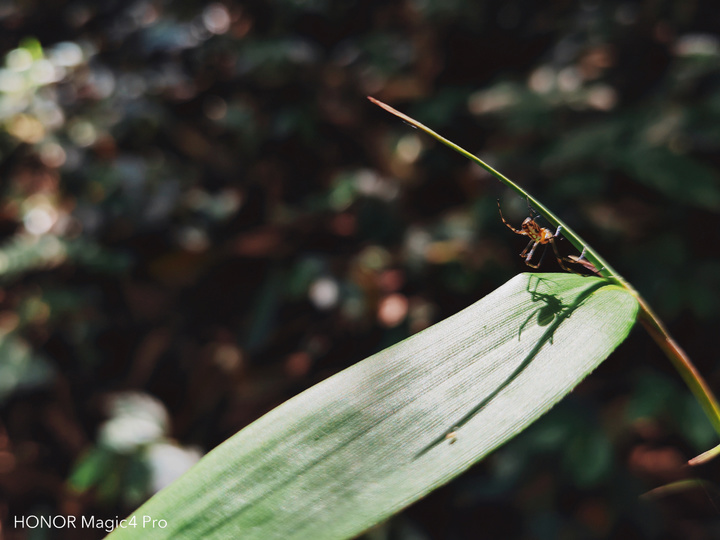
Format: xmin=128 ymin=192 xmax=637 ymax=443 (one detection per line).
xmin=688 ymin=442 xmax=720 ymax=466
xmin=369 ymin=96 xmax=720 ymax=439
xmin=635 ymin=295 xmax=720 ymax=436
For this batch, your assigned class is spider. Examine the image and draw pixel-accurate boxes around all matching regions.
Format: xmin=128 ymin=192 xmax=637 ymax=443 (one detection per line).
xmin=497 ymin=199 xmax=604 ymax=276
xmin=497 ymin=199 xmax=575 ymax=271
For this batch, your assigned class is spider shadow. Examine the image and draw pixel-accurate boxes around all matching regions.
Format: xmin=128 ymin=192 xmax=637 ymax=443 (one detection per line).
xmin=414 ymin=276 xmax=607 ymax=458
xmin=519 ymin=275 xmax=570 ymax=344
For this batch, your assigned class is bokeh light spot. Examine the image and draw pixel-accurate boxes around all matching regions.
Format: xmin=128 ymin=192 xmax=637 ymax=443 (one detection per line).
xmin=396 ymin=134 xmax=422 ymax=163
xmin=39 ymin=142 xmax=67 ymax=168
xmin=203 ymin=4 xmax=231 ymax=35
xmin=378 ymin=293 xmax=408 ymax=328
xmin=24 ymin=206 xmax=57 ymax=235
xmin=203 ymin=95 xmax=228 ymax=120
xmin=6 ymin=48 xmax=33 ymax=72
xmin=309 ymin=277 xmax=340 ymax=310
xmin=49 ymin=42 xmax=84 ymax=67
xmin=7 ymin=114 xmax=45 ymax=143
xmin=68 ymin=120 xmax=97 ymax=147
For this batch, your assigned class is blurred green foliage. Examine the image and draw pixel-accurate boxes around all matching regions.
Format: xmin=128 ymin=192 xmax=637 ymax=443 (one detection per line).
xmin=0 ymin=0 xmax=719 ymax=539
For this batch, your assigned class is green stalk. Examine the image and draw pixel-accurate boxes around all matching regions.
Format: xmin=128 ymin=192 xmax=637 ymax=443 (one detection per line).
xmin=369 ymin=96 xmax=720 ymax=440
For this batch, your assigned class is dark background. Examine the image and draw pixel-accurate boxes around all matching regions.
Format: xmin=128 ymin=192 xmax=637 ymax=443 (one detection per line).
xmin=1 ymin=0 xmax=720 ymax=538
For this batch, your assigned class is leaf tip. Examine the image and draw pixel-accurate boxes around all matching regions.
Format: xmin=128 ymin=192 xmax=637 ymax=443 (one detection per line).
xmin=367 ymin=96 xmax=417 ymax=127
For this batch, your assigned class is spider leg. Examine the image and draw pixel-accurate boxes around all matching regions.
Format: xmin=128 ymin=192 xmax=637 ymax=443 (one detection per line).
xmin=527 ymin=197 xmax=541 ymax=220
xmin=548 ymin=236 xmax=574 ymax=272
xmin=567 ymin=254 xmax=602 ymax=275
xmin=497 ymin=200 xmax=525 ymax=235
xmin=552 ymin=237 xmax=602 ymax=275
xmin=520 ymin=239 xmax=535 ymax=258
xmin=526 ymin=274 xmax=550 ymax=297
xmin=518 ymin=306 xmax=541 ymax=340
xmin=524 ymin=241 xmax=542 ymax=268
xmin=546 ymin=225 xmax=588 ymax=274
xmin=549 ymin=228 xmax=605 ymax=275
xmin=536 ymin=243 xmax=550 ymax=267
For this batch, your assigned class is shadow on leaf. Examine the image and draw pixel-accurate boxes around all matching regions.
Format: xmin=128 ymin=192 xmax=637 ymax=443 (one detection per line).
xmin=415 ymin=275 xmax=608 ymax=458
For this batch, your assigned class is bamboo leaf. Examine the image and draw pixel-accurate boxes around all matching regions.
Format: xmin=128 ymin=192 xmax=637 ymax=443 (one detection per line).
xmin=107 ymin=273 xmax=637 ymax=540
xmin=367 ymin=96 xmax=720 ymax=442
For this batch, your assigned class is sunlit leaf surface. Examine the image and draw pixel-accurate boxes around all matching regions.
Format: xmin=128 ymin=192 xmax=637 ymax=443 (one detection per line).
xmin=108 ymin=273 xmax=638 ymax=540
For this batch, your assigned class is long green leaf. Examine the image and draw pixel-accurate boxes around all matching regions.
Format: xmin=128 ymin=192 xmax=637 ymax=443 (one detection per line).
xmin=368 ymin=96 xmax=720 ymax=437
xmin=108 ymin=273 xmax=637 ymax=540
